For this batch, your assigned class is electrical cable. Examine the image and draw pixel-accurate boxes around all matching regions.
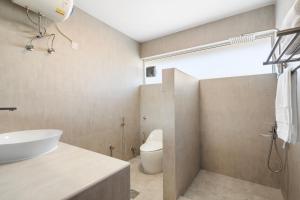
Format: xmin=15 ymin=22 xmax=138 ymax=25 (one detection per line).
xmin=55 ymin=23 xmax=79 ymax=49
xmin=55 ymin=24 xmax=72 ymax=43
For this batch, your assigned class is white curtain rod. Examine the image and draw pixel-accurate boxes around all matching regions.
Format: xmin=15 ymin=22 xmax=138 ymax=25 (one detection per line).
xmin=142 ymin=29 xmax=277 ymax=62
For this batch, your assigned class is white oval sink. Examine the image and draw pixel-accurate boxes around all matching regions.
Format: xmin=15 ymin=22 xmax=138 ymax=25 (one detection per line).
xmin=0 ymin=129 xmax=62 ymax=164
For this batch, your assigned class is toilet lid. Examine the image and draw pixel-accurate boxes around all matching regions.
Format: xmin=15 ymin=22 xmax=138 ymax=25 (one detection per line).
xmin=140 ymin=142 xmax=162 ymax=152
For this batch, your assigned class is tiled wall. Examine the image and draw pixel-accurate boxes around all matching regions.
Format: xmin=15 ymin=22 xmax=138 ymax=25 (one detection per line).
xmin=139 ymin=84 xmax=163 ymax=143
xmin=198 ymin=74 xmax=282 ymax=188
xmin=276 ymin=1 xmax=300 ymax=199
xmin=0 ymin=1 xmax=142 ymax=160
xmin=162 ymin=69 xmax=201 ymax=200
xmin=281 ymin=143 xmax=300 ymax=200
xmin=280 ymin=71 xmax=300 ymax=200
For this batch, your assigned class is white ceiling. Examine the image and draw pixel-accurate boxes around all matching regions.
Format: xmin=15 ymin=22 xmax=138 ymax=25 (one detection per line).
xmin=75 ymin=0 xmax=275 ymax=42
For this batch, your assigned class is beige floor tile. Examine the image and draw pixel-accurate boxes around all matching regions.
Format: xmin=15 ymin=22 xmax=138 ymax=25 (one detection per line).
xmin=130 ymin=157 xmax=283 ymax=200
xmin=130 ymin=156 xmax=163 ymax=200
xmin=183 ymin=170 xmax=284 ymax=200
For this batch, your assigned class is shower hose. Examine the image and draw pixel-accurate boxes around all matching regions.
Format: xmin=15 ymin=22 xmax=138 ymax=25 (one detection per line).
xmin=267 ymin=126 xmax=283 ymax=173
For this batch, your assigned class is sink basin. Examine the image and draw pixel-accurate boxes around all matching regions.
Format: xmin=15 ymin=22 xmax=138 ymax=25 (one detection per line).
xmin=0 ymin=129 xmax=62 ymax=164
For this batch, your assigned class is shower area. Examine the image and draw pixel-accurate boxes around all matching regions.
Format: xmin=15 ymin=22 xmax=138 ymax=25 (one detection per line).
xmin=137 ymin=28 xmax=300 ymax=200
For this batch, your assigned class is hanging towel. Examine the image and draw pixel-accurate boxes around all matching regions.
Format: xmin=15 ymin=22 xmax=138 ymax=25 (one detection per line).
xmin=281 ymin=0 xmax=300 ymax=29
xmin=276 ymin=67 xmax=293 ymax=144
xmin=281 ymin=0 xmax=300 ymax=55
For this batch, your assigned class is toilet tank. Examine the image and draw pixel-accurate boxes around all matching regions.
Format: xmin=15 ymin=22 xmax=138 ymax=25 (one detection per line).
xmin=146 ymin=129 xmax=163 ymax=143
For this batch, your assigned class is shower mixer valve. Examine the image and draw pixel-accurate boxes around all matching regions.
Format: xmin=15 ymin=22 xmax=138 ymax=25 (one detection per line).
xmin=269 ymin=124 xmax=277 ymax=138
xmin=260 ymin=123 xmax=277 ymax=138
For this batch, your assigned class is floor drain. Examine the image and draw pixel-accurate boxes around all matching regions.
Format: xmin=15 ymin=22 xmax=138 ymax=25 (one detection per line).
xmin=130 ymin=189 xmax=140 ymax=199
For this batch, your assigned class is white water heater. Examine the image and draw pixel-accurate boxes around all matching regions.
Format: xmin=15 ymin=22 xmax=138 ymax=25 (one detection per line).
xmin=12 ymin=0 xmax=74 ymax=22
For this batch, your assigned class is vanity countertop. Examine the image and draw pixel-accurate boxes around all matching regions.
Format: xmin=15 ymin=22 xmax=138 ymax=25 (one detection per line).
xmin=0 ymin=142 xmax=130 ymax=200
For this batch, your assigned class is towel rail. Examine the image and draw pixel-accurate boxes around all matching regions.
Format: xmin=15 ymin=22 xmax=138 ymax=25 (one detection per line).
xmin=264 ymin=27 xmax=300 ymax=66
xmin=277 ymin=26 xmax=300 ymax=37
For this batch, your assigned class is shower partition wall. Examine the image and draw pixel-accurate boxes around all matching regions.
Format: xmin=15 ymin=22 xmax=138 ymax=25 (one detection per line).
xmin=140 ymin=70 xmax=282 ymax=200
xmin=162 ymin=69 xmax=201 ymax=200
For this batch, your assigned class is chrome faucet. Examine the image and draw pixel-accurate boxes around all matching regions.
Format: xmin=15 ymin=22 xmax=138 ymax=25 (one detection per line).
xmin=0 ymin=107 xmax=17 ymax=111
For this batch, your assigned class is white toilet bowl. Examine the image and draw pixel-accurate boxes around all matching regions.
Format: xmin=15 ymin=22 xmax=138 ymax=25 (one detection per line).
xmin=140 ymin=129 xmax=163 ymax=174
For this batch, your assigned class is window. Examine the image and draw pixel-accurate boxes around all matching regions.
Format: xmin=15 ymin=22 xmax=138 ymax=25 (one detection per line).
xmin=144 ymin=37 xmax=273 ymax=84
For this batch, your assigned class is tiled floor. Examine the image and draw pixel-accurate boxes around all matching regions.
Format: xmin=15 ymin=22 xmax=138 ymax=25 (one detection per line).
xmin=130 ymin=157 xmax=283 ymax=200
xmin=180 ymin=170 xmax=284 ymax=200
xmin=130 ymin=156 xmax=163 ymax=200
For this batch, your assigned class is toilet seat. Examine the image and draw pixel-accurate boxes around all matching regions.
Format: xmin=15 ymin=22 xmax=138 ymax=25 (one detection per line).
xmin=140 ymin=142 xmax=162 ymax=152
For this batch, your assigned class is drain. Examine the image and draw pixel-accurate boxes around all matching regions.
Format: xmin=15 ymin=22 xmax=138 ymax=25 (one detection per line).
xmin=130 ymin=189 xmax=140 ymax=199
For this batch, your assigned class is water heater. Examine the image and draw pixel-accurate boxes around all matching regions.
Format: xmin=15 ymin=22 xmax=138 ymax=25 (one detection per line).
xmin=12 ymin=0 xmax=74 ymax=22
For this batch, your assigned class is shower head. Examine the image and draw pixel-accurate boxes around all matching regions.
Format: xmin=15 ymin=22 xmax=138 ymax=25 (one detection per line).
xmin=229 ymin=34 xmax=256 ymax=45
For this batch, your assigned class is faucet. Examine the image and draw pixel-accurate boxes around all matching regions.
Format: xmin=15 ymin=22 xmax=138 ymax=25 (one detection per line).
xmin=0 ymin=107 xmax=17 ymax=112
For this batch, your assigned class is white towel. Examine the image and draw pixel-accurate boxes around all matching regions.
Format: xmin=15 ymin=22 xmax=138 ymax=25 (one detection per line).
xmin=276 ymin=67 xmax=298 ymax=145
xmin=276 ymin=67 xmax=292 ymax=143
xmin=281 ymin=0 xmax=300 ymax=29
xmin=281 ymin=0 xmax=300 ymax=55
xmin=295 ymin=0 xmax=300 ymax=13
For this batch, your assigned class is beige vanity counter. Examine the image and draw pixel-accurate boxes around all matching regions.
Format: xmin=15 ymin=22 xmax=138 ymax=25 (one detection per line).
xmin=0 ymin=143 xmax=130 ymax=200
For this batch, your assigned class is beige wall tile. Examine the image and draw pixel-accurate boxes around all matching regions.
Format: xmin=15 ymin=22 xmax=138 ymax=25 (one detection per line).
xmin=274 ymin=1 xmax=300 ymax=197
xmin=281 ymin=143 xmax=300 ymax=200
xmin=162 ymin=69 xmax=201 ymax=200
xmin=140 ymin=84 xmax=163 ymax=143
xmin=162 ymin=69 xmax=177 ymax=200
xmin=280 ymin=70 xmax=300 ymax=200
xmin=198 ymin=74 xmax=282 ymax=188
xmin=0 ymin=1 xmax=143 ymax=160
xmin=174 ymin=70 xmax=201 ymax=196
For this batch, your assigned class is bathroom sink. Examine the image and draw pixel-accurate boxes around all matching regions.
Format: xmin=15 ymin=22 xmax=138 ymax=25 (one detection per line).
xmin=0 ymin=129 xmax=62 ymax=164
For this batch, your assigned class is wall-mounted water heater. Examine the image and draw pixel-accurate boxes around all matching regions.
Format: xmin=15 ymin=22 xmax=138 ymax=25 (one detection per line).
xmin=11 ymin=0 xmax=74 ymax=22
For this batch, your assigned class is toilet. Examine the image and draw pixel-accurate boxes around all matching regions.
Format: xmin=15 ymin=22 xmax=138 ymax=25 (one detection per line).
xmin=140 ymin=129 xmax=163 ymax=174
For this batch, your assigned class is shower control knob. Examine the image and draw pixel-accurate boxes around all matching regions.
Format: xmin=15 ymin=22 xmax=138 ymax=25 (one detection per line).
xmin=121 ymin=117 xmax=126 ymax=127
xmin=269 ymin=124 xmax=277 ymax=134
